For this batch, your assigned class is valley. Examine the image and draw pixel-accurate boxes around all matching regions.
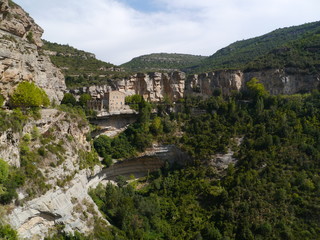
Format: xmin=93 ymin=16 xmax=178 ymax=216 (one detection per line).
xmin=0 ymin=0 xmax=319 ymax=239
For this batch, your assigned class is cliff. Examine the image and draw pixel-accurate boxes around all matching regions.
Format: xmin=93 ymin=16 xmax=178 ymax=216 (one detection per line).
xmin=73 ymin=71 xmax=186 ymax=102
xmin=0 ymin=0 xmax=66 ymax=104
xmin=73 ymin=69 xmax=320 ymax=102
xmin=0 ymin=109 xmax=103 ymax=238
xmin=185 ymin=69 xmax=320 ymax=96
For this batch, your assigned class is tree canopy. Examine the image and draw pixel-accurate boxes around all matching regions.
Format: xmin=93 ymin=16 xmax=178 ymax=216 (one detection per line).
xmin=10 ymin=81 xmax=50 ymax=109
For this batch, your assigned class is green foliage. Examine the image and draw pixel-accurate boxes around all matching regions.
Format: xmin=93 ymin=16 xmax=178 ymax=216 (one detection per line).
xmin=26 ymin=31 xmax=34 ymax=44
xmin=125 ymin=94 xmax=144 ymax=111
xmin=0 ymin=108 xmax=27 ymax=132
xmin=0 ymin=224 xmax=18 ymax=240
xmin=10 ymin=81 xmax=50 ymax=109
xmin=90 ymin=91 xmax=320 ymax=239
xmin=0 ymin=159 xmax=9 ymax=184
xmin=78 ymin=93 xmax=91 ymax=108
xmin=61 ymin=93 xmax=77 ymax=107
xmin=246 ymin=77 xmax=268 ymax=98
xmin=42 ymin=40 xmax=129 ymax=88
xmin=190 ymin=21 xmax=320 ymax=72
xmin=79 ymin=150 xmax=100 ymax=170
xmin=121 ymin=53 xmax=207 ymax=73
xmin=94 ymin=134 xmax=135 ymax=161
xmin=0 ymin=94 xmax=4 ymax=107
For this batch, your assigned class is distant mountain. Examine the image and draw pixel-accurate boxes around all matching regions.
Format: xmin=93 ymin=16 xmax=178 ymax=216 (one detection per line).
xmin=42 ymin=40 xmax=129 ymax=88
xmin=121 ymin=53 xmax=207 ymax=73
xmin=190 ymin=21 xmax=320 ymax=73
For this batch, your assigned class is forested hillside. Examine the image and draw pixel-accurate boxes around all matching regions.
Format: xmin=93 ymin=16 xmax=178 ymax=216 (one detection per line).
xmin=190 ymin=21 xmax=320 ymax=73
xmin=42 ymin=41 xmax=129 ymax=88
xmin=121 ymin=53 xmax=207 ymax=73
xmin=48 ymin=81 xmax=320 ymax=240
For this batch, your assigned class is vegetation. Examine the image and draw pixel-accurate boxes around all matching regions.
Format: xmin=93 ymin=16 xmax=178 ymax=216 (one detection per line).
xmin=10 ymin=81 xmax=50 ymax=109
xmin=245 ymin=32 xmax=320 ymax=73
xmin=0 ymin=224 xmax=18 ymax=240
xmin=190 ymin=21 xmax=320 ymax=73
xmin=121 ymin=53 xmax=207 ymax=73
xmin=42 ymin=40 xmax=130 ymax=88
xmin=0 ymin=94 xmax=4 ymax=107
xmin=82 ymin=83 xmax=320 ymax=239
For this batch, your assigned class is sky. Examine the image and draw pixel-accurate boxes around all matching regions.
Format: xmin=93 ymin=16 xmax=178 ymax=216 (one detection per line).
xmin=14 ymin=0 xmax=320 ymax=65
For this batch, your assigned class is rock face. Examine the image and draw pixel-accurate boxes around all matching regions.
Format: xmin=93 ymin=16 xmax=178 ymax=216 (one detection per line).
xmin=9 ymin=168 xmax=105 ymax=240
xmin=243 ymin=69 xmax=320 ymax=95
xmin=185 ymin=70 xmax=244 ymax=96
xmin=74 ymin=69 xmax=319 ymax=103
xmin=185 ymin=69 xmax=320 ymax=97
xmin=0 ymin=0 xmax=66 ymax=104
xmin=0 ymin=109 xmax=103 ymax=239
xmin=116 ymin=71 xmax=186 ymax=102
xmin=0 ymin=0 xmax=43 ymax=47
xmin=73 ymin=71 xmax=186 ymax=102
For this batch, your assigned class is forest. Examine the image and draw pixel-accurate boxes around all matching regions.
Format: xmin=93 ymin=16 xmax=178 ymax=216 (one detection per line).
xmin=45 ymin=79 xmax=320 ymax=240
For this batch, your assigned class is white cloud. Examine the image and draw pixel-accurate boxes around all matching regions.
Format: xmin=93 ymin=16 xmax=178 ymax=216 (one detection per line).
xmin=14 ymin=0 xmax=320 ymax=65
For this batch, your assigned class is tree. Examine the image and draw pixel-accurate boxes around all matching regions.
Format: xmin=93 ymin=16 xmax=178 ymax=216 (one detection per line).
xmin=61 ymin=93 xmax=77 ymax=106
xmin=93 ymin=135 xmax=112 ymax=159
xmin=246 ymin=78 xmax=268 ymax=98
xmin=78 ymin=93 xmax=91 ymax=108
xmin=10 ymin=81 xmax=50 ymax=108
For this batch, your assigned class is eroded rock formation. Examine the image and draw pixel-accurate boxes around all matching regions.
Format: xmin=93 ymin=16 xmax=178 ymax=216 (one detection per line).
xmin=0 ymin=0 xmax=66 ymax=104
xmin=0 ymin=109 xmax=103 ymax=238
xmin=74 ymin=69 xmax=320 ymax=104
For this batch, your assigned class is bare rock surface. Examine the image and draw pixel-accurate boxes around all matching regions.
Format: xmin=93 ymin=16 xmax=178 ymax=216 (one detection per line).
xmin=0 ymin=0 xmax=66 ymax=104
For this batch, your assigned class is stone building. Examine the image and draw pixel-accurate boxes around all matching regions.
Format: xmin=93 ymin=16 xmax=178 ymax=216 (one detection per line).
xmin=106 ymin=91 xmax=126 ymax=112
xmin=87 ymin=90 xmax=126 ymax=112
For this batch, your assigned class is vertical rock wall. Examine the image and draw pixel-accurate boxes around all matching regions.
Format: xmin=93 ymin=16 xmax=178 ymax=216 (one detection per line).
xmin=0 ymin=0 xmax=66 ymax=104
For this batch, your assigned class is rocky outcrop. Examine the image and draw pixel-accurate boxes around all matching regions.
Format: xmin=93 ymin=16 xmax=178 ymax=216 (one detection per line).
xmin=74 ymin=69 xmax=319 ymax=103
xmin=0 ymin=109 xmax=103 ymax=239
xmin=243 ymin=69 xmax=320 ymax=95
xmin=0 ymin=0 xmax=66 ymax=104
xmin=73 ymin=71 xmax=186 ymax=102
xmin=0 ymin=0 xmax=43 ymax=47
xmin=9 ymin=167 xmax=106 ymax=239
xmin=185 ymin=69 xmax=320 ymax=97
xmin=185 ymin=70 xmax=244 ymax=96
xmin=116 ymin=71 xmax=185 ymax=102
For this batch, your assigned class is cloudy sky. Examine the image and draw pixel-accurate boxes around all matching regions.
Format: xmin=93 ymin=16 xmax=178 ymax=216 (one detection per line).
xmin=14 ymin=0 xmax=320 ymax=65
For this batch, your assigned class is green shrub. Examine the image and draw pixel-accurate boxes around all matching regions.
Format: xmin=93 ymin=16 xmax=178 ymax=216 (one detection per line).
xmin=10 ymin=81 xmax=50 ymax=109
xmin=0 ymin=224 xmax=18 ymax=240
xmin=61 ymin=93 xmax=77 ymax=106
xmin=26 ymin=31 xmax=34 ymax=43
xmin=0 ymin=159 xmax=9 ymax=184
xmin=0 ymin=94 xmax=4 ymax=107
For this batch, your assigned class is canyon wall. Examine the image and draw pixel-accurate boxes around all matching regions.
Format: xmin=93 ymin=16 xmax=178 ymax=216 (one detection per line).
xmin=75 ymin=69 xmax=320 ymax=102
xmin=0 ymin=0 xmax=66 ymax=104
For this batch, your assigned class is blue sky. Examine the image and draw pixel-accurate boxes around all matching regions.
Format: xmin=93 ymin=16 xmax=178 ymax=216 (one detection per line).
xmin=118 ymin=0 xmax=161 ymax=12
xmin=14 ymin=0 xmax=320 ymax=65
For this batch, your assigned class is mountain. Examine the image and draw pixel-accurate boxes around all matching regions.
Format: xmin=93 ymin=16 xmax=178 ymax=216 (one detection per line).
xmin=42 ymin=41 xmax=129 ymax=88
xmin=121 ymin=53 xmax=207 ymax=73
xmin=190 ymin=21 xmax=320 ymax=73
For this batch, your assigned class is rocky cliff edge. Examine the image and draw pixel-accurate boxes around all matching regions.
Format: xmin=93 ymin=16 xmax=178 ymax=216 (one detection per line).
xmin=0 ymin=0 xmax=66 ymax=104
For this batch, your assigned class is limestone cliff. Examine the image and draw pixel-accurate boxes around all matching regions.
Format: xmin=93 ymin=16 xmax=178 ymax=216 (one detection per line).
xmin=0 ymin=109 xmax=104 ymax=239
xmin=74 ymin=69 xmax=319 ymax=102
xmin=185 ymin=69 xmax=320 ymax=96
xmin=0 ymin=0 xmax=66 ymax=104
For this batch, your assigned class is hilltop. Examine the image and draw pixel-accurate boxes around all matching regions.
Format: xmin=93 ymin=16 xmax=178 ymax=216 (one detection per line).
xmin=189 ymin=21 xmax=320 ymax=73
xmin=121 ymin=53 xmax=207 ymax=73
